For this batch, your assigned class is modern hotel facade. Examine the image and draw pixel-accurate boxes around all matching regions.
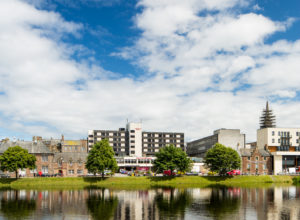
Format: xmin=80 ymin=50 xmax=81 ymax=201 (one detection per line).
xmin=88 ymin=122 xmax=185 ymax=157
xmin=257 ymin=127 xmax=300 ymax=174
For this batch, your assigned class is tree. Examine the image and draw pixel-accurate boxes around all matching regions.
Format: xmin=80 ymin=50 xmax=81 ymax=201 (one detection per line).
xmin=204 ymin=143 xmax=241 ymax=175
xmin=85 ymin=139 xmax=118 ymax=177
xmin=0 ymin=146 xmax=36 ymax=179
xmin=154 ymin=145 xmax=192 ymax=174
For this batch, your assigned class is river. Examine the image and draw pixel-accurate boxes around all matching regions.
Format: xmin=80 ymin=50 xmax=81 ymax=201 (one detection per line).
xmin=0 ymin=186 xmax=299 ymax=219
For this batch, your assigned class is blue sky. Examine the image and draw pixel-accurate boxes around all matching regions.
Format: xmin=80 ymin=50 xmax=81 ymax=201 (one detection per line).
xmin=0 ymin=0 xmax=300 ymax=142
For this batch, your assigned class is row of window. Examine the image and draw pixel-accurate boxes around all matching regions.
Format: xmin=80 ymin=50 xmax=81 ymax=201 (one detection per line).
xmin=246 ymin=163 xmax=267 ymax=170
xmin=271 ymin=131 xmax=300 ymax=137
xmin=144 ymin=139 xmax=183 ymax=143
xmin=117 ymin=159 xmax=154 ymax=164
xmin=271 ymin=138 xmax=292 ymax=144
xmin=145 ymin=133 xmax=183 ymax=138
xmin=68 ymin=170 xmax=83 ymax=174
xmin=247 ymin=156 xmax=267 ymax=161
xmin=145 ymin=144 xmax=182 ymax=148
xmin=276 ymin=146 xmax=300 ymax=151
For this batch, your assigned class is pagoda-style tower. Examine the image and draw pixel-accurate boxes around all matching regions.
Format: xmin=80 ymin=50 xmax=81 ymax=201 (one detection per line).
xmin=260 ymin=101 xmax=276 ymax=129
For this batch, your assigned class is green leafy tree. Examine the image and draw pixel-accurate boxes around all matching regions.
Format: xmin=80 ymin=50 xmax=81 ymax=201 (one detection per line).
xmin=154 ymin=145 xmax=192 ymax=174
xmin=0 ymin=146 xmax=36 ymax=178
xmin=86 ymin=139 xmax=118 ymax=177
xmin=204 ymin=143 xmax=241 ymax=175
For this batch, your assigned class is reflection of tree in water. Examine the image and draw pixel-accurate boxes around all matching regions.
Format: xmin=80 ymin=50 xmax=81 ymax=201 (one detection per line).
xmin=0 ymin=191 xmax=36 ymax=219
xmin=206 ymin=188 xmax=240 ymax=220
xmin=155 ymin=189 xmax=192 ymax=219
xmin=86 ymin=189 xmax=118 ymax=220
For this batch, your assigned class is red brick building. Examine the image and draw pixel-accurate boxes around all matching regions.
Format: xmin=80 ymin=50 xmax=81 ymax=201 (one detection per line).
xmin=240 ymin=147 xmax=272 ymax=175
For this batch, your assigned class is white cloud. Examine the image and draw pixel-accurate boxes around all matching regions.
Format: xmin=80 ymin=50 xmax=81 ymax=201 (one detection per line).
xmin=0 ymin=0 xmax=300 ymax=144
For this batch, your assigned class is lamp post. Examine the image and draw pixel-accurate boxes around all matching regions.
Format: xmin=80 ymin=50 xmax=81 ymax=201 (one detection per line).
xmin=285 ymin=157 xmax=287 ymax=174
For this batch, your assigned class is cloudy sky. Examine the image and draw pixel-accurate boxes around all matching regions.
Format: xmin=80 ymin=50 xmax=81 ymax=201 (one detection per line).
xmin=0 ymin=0 xmax=299 ymax=142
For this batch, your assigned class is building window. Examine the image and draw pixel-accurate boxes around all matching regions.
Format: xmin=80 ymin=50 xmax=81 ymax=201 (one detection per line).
xmin=278 ymin=139 xmax=281 ymax=143
xmin=58 ymin=159 xmax=63 ymax=167
xmin=130 ymin=130 xmax=135 ymax=133
xmin=247 ymin=157 xmax=250 ymax=160
xmin=278 ymin=131 xmax=281 ymax=136
xmin=68 ymin=170 xmax=74 ymax=174
xmin=255 ymin=164 xmax=258 ymax=169
xmin=42 ymin=166 xmax=48 ymax=174
xmin=264 ymin=157 xmax=266 ymax=160
xmin=297 ymin=139 xmax=299 ymax=143
xmin=272 ymin=131 xmax=275 ymax=136
xmin=42 ymin=155 xmax=48 ymax=162
xmin=77 ymin=170 xmax=83 ymax=174
xmin=69 ymin=161 xmax=73 ymax=166
xmin=263 ymin=164 xmax=267 ymax=170
xmin=256 ymin=157 xmax=259 ymax=161
xmin=130 ymin=151 xmax=135 ymax=154
xmin=247 ymin=164 xmax=250 ymax=170
xmin=82 ymin=147 xmax=85 ymax=151
xmin=272 ymin=139 xmax=275 ymax=143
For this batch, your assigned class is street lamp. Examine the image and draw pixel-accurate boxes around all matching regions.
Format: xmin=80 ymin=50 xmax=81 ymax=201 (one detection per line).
xmin=285 ymin=157 xmax=287 ymax=174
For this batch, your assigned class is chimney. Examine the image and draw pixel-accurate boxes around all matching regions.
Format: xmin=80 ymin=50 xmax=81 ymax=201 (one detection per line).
xmin=61 ymin=134 xmax=64 ymax=141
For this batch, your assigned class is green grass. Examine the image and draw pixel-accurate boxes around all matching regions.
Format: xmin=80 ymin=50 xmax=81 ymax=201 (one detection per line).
xmin=0 ymin=175 xmax=295 ymax=190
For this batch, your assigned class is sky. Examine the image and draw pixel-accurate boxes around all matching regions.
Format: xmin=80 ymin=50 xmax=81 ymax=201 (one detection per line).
xmin=0 ymin=0 xmax=300 ymax=142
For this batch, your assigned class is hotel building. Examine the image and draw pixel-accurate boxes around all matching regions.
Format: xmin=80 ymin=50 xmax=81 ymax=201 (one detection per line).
xmin=88 ymin=122 xmax=185 ymax=157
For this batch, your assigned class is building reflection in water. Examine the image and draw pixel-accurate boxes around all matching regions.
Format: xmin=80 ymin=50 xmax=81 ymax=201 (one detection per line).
xmin=0 ymin=190 xmax=36 ymax=220
xmin=0 ymin=186 xmax=299 ymax=219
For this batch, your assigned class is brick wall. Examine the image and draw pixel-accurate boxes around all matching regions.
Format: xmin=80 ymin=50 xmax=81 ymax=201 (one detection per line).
xmin=241 ymin=148 xmax=272 ymax=175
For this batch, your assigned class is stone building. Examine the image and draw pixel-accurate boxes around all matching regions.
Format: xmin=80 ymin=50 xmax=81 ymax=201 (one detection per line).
xmin=240 ymin=147 xmax=272 ymax=175
xmin=53 ymin=152 xmax=88 ymax=176
xmin=0 ymin=137 xmax=89 ymax=177
xmin=0 ymin=139 xmax=54 ymax=177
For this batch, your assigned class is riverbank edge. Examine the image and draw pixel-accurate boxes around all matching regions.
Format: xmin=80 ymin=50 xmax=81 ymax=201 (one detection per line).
xmin=0 ymin=175 xmax=295 ymax=190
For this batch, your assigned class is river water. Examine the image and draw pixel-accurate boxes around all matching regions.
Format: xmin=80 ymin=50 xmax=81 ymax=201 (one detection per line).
xmin=0 ymin=186 xmax=299 ymax=220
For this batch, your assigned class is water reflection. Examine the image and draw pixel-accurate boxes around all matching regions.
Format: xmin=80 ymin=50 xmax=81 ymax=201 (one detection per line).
xmin=154 ymin=188 xmax=192 ymax=219
xmin=0 ymin=190 xmax=36 ymax=219
xmin=86 ymin=188 xmax=118 ymax=220
xmin=205 ymin=188 xmax=240 ymax=220
xmin=0 ymin=187 xmax=299 ymax=219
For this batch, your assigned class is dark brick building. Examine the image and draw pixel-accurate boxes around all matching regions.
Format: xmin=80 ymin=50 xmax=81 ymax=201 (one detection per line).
xmin=240 ymin=147 xmax=272 ymax=175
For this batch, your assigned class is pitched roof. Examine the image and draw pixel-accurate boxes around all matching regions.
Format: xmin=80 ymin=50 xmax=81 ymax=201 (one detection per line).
xmin=240 ymin=148 xmax=252 ymax=157
xmin=240 ymin=148 xmax=271 ymax=157
xmin=53 ymin=152 xmax=88 ymax=162
xmin=0 ymin=140 xmax=52 ymax=154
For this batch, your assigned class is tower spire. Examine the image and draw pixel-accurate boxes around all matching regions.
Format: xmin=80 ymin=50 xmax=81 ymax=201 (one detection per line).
xmin=260 ymin=101 xmax=276 ymax=129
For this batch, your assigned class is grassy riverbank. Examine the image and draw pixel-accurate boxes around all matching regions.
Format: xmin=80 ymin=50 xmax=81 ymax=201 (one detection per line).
xmin=0 ymin=175 xmax=294 ymax=190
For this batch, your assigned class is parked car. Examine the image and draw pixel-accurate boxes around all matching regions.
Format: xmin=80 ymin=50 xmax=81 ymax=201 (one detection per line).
xmin=163 ymin=170 xmax=176 ymax=176
xmin=227 ymin=170 xmax=241 ymax=176
xmin=0 ymin=174 xmax=10 ymax=178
